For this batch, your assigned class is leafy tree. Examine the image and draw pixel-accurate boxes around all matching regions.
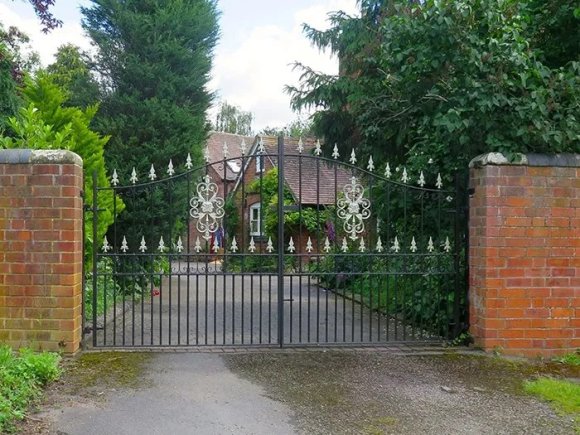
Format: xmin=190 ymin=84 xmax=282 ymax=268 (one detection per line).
xmin=288 ymin=0 xmax=580 ymax=181
xmin=214 ymin=100 xmax=253 ymax=135
xmin=45 ymin=44 xmax=100 ymax=109
xmin=81 ymin=0 xmax=219 ymax=247
xmin=0 ymin=75 xmax=121 ymax=264
xmin=259 ymin=117 xmax=315 ymax=139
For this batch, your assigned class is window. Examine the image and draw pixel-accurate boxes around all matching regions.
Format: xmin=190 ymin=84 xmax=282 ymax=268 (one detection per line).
xmin=249 ymin=203 xmax=262 ymax=236
xmin=256 ymin=155 xmax=264 ymax=173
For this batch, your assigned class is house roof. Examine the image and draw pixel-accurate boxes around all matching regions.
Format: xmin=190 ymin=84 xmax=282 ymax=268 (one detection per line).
xmin=206 ymin=131 xmax=253 ymax=181
xmin=244 ymin=135 xmax=353 ymax=205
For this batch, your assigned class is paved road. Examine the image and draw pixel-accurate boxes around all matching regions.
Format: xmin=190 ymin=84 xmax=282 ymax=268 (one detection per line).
xmin=92 ymin=262 xmax=428 ymax=348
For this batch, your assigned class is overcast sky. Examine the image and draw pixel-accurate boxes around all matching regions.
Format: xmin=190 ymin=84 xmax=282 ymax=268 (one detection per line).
xmin=0 ymin=0 xmax=359 ymax=131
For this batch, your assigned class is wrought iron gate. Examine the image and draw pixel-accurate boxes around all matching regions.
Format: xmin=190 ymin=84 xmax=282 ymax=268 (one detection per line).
xmin=85 ymin=136 xmax=468 ymax=348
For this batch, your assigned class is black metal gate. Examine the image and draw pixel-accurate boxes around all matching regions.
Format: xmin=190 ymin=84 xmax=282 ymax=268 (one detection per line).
xmin=85 ymin=136 xmax=468 ymax=348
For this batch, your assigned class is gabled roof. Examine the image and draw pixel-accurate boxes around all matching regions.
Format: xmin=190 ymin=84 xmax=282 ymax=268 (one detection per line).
xmin=206 ymin=131 xmax=253 ymax=181
xmin=236 ymin=135 xmax=352 ymax=205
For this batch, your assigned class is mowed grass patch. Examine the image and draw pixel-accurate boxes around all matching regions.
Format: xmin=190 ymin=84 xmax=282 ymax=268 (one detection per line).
xmin=524 ymin=377 xmax=580 ymax=415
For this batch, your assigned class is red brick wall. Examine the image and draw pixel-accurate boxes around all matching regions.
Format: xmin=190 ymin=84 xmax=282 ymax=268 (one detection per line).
xmin=0 ymin=150 xmax=83 ymax=353
xmin=469 ymin=154 xmax=579 ymax=357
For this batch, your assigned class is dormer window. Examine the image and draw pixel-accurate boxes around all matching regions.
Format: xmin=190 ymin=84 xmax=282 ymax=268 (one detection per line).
xmin=256 ymin=155 xmax=264 ymax=173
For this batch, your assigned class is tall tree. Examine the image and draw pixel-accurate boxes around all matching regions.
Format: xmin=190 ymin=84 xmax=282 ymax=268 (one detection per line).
xmin=214 ymin=101 xmax=253 ymax=135
xmin=81 ymin=0 xmax=219 ymax=247
xmin=288 ymin=0 xmax=579 ymax=179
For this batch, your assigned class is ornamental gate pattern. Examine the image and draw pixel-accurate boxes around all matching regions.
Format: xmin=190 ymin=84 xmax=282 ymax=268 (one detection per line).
xmin=85 ymin=137 xmax=468 ymax=348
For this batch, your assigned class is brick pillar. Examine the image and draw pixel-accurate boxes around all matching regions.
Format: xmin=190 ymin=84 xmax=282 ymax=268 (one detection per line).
xmin=0 ymin=149 xmax=83 ymax=353
xmin=469 ymin=152 xmax=579 ymax=357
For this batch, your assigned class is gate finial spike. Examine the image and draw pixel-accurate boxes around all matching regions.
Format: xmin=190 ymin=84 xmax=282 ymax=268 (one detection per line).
xmin=332 ymin=144 xmax=339 ymax=159
xmin=358 ymin=237 xmax=366 ymax=252
xmin=111 ymin=169 xmax=119 ymax=186
xmin=341 ymin=237 xmax=348 ymax=253
xmin=418 ymin=171 xmax=425 ymax=187
xmin=249 ymin=237 xmax=256 ymax=253
xmin=297 ymin=137 xmax=304 ymax=153
xmin=149 ymin=164 xmax=157 ymax=181
xmin=367 ymin=156 xmax=375 ymax=172
xmin=139 ymin=236 xmax=147 ymax=253
xmin=213 ymin=237 xmax=220 ymax=253
xmin=102 ymin=236 xmax=111 ymax=252
xmin=410 ymin=236 xmax=418 ymax=253
xmin=230 ymin=236 xmax=238 ymax=253
xmin=376 ymin=237 xmax=383 ymax=253
xmin=314 ymin=139 xmax=322 ymax=156
xmin=384 ymin=163 xmax=391 ymax=178
xmin=158 ymin=236 xmax=166 ymax=252
xmin=121 ymin=236 xmax=129 ymax=253
xmin=349 ymin=148 xmax=357 ymax=165
xmin=323 ymin=237 xmax=331 ymax=253
xmin=222 ymin=141 xmax=229 ymax=159
xmin=176 ymin=236 xmax=184 ymax=253
xmin=401 ymin=167 xmax=409 ymax=183
xmin=186 ymin=153 xmax=193 ymax=169
xmin=306 ymin=237 xmax=313 ymax=253
xmin=444 ymin=237 xmax=451 ymax=253
xmin=436 ymin=173 xmax=443 ymax=189
xmin=204 ymin=145 xmax=210 ymax=163
xmin=427 ymin=236 xmax=434 ymax=253
xmin=167 ymin=159 xmax=175 ymax=176
xmin=257 ymin=137 xmax=266 ymax=154
xmin=194 ymin=236 xmax=201 ymax=253
xmin=392 ymin=236 xmax=400 ymax=253
xmin=287 ymin=237 xmax=295 ymax=253
xmin=266 ymin=237 xmax=274 ymax=253
xmin=130 ymin=167 xmax=138 ymax=184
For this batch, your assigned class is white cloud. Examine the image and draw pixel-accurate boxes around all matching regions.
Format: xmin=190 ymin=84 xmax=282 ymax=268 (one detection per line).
xmin=210 ymin=0 xmax=358 ymax=131
xmin=0 ymin=3 xmax=91 ymax=67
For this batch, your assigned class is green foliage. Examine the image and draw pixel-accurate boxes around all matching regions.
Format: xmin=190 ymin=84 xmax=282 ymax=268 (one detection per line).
xmin=524 ymin=377 xmax=580 ymax=415
xmin=553 ymin=351 xmax=580 ymax=367
xmin=0 ymin=346 xmax=61 ymax=432
xmin=289 ymin=0 xmax=580 ymax=179
xmin=214 ymin=101 xmax=253 ymax=135
xmin=81 ymin=0 xmax=219 ymax=245
xmin=0 ymin=75 xmax=122 ymax=266
xmin=260 ymin=117 xmax=315 ymax=138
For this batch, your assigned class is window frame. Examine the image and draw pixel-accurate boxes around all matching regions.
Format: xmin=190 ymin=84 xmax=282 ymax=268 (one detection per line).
xmin=249 ymin=202 xmax=262 ymax=236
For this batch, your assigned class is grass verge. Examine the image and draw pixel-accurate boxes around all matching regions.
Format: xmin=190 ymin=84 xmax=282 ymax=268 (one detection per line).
xmin=524 ymin=377 xmax=580 ymax=414
xmin=0 ymin=346 xmax=61 ymax=433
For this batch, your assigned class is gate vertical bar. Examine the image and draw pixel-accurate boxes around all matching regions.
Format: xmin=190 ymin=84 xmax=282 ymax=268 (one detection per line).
xmin=81 ymin=180 xmax=86 ymax=350
xmin=452 ymin=172 xmax=463 ymax=339
xmin=91 ymin=170 xmax=98 ymax=347
xmin=277 ymin=135 xmax=285 ymax=348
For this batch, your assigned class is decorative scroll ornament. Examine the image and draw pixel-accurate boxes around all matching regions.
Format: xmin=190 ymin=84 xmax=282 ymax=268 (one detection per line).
xmin=111 ymin=169 xmax=119 ymax=186
xmin=446 ymin=195 xmax=453 ymax=203
xmin=337 ymin=176 xmax=371 ymax=240
xmin=410 ymin=237 xmax=418 ymax=253
xmin=401 ymin=167 xmax=409 ymax=183
xmin=367 ymin=156 xmax=375 ymax=172
xmin=176 ymin=236 xmax=184 ymax=253
xmin=341 ymin=237 xmax=348 ymax=253
xmin=418 ymin=171 xmax=426 ymax=187
xmin=189 ymin=174 xmax=225 ymax=240
xmin=287 ymin=237 xmax=295 ymax=253
xmin=392 ymin=236 xmax=400 ymax=253
xmin=194 ymin=236 xmax=201 ymax=253
xmin=130 ymin=167 xmax=138 ymax=184
xmin=139 ymin=236 xmax=147 ymax=253
xmin=332 ymin=144 xmax=339 ymax=159
xmin=314 ymin=139 xmax=322 ymax=156
xmin=167 ymin=160 xmax=175 ymax=176
xmin=102 ymin=236 xmax=111 ymax=252
xmin=266 ymin=237 xmax=274 ymax=253
xmin=149 ymin=164 xmax=157 ymax=181
xmin=240 ymin=139 xmax=247 ymax=155
xmin=444 ymin=237 xmax=452 ymax=253
xmin=158 ymin=236 xmax=166 ymax=252
xmin=186 ymin=153 xmax=193 ymax=169
xmin=427 ymin=237 xmax=435 ymax=253
xmin=376 ymin=237 xmax=383 ymax=253
xmin=249 ymin=237 xmax=256 ymax=253
xmin=359 ymin=237 xmax=366 ymax=252
xmin=306 ymin=237 xmax=313 ymax=253
xmin=384 ymin=163 xmax=391 ymax=178
xmin=297 ymin=137 xmax=304 ymax=153
xmin=436 ymin=173 xmax=443 ymax=189
xmin=230 ymin=236 xmax=238 ymax=253
xmin=350 ymin=148 xmax=357 ymax=165
xmin=323 ymin=237 xmax=331 ymax=253
xmin=121 ymin=236 xmax=129 ymax=253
